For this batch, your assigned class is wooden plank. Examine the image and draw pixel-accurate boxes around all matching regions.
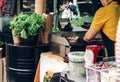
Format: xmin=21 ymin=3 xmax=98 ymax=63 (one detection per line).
xmin=0 ymin=59 xmax=2 ymax=82
xmin=34 ymin=60 xmax=40 ymax=82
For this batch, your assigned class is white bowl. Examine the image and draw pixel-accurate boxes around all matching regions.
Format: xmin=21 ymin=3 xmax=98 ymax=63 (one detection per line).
xmin=68 ymin=51 xmax=85 ymax=62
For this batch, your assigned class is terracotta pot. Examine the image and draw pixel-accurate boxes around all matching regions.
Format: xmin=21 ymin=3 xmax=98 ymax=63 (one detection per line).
xmin=11 ymin=30 xmax=22 ymax=46
xmin=12 ymin=30 xmax=38 ymax=46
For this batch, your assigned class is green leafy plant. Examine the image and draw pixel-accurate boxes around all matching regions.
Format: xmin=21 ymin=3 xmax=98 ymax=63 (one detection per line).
xmin=70 ymin=18 xmax=84 ymax=27
xmin=0 ymin=38 xmax=4 ymax=47
xmin=9 ymin=12 xmax=46 ymax=39
xmin=52 ymin=27 xmax=61 ymax=33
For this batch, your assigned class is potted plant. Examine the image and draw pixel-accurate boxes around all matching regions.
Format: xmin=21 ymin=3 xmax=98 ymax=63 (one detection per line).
xmin=9 ymin=12 xmax=46 ymax=46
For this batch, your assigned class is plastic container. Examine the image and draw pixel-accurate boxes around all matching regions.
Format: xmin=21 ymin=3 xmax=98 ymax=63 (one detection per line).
xmin=68 ymin=51 xmax=86 ymax=77
xmin=86 ymin=61 xmax=116 ymax=82
xmin=86 ymin=66 xmax=101 ymax=82
xmin=101 ymin=68 xmax=117 ymax=82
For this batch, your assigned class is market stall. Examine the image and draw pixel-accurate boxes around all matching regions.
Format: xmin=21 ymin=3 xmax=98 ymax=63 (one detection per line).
xmin=0 ymin=0 xmax=119 ymax=82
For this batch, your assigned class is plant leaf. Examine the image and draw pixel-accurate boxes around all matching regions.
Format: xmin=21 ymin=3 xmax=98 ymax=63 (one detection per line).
xmin=21 ymin=29 xmax=28 ymax=39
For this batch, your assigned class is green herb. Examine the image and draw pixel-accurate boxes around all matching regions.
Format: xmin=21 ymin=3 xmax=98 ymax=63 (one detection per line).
xmin=70 ymin=18 xmax=84 ymax=27
xmin=9 ymin=12 xmax=45 ymax=39
xmin=43 ymin=76 xmax=50 ymax=82
xmin=79 ymin=67 xmax=86 ymax=77
xmin=73 ymin=53 xmax=84 ymax=56
xmin=52 ymin=27 xmax=61 ymax=33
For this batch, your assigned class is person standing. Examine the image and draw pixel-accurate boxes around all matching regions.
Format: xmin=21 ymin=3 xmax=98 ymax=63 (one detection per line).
xmin=83 ymin=0 xmax=120 ymax=57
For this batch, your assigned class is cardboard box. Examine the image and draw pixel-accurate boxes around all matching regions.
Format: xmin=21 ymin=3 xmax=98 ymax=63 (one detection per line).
xmin=0 ymin=58 xmax=6 ymax=82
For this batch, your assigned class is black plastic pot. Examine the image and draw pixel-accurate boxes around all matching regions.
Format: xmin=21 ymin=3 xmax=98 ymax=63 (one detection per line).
xmin=6 ymin=42 xmax=49 ymax=82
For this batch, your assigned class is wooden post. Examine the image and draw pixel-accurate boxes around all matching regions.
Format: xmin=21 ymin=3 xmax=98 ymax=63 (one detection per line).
xmin=43 ymin=13 xmax=53 ymax=43
xmin=35 ymin=0 xmax=53 ymax=44
xmin=35 ymin=0 xmax=46 ymax=44
xmin=35 ymin=0 xmax=46 ymax=14
xmin=17 ymin=0 xmax=21 ymax=14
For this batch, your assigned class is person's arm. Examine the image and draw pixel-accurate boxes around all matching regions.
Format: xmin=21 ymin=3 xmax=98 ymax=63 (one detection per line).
xmin=83 ymin=8 xmax=105 ymax=42
xmin=83 ymin=27 xmax=99 ymax=41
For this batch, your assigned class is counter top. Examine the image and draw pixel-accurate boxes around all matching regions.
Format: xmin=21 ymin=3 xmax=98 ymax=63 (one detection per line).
xmin=34 ymin=52 xmax=68 ymax=82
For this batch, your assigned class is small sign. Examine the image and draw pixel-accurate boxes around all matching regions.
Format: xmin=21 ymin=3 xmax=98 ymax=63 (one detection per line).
xmin=3 ymin=0 xmax=16 ymax=16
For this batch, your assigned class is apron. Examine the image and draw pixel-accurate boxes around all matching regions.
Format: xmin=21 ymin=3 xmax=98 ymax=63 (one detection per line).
xmin=101 ymin=31 xmax=115 ymax=57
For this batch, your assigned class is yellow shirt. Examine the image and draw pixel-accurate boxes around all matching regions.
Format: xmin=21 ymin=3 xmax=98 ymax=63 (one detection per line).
xmin=90 ymin=1 xmax=120 ymax=41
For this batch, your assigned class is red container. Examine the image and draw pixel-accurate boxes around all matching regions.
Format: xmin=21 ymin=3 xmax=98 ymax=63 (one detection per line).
xmin=86 ymin=45 xmax=104 ymax=63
